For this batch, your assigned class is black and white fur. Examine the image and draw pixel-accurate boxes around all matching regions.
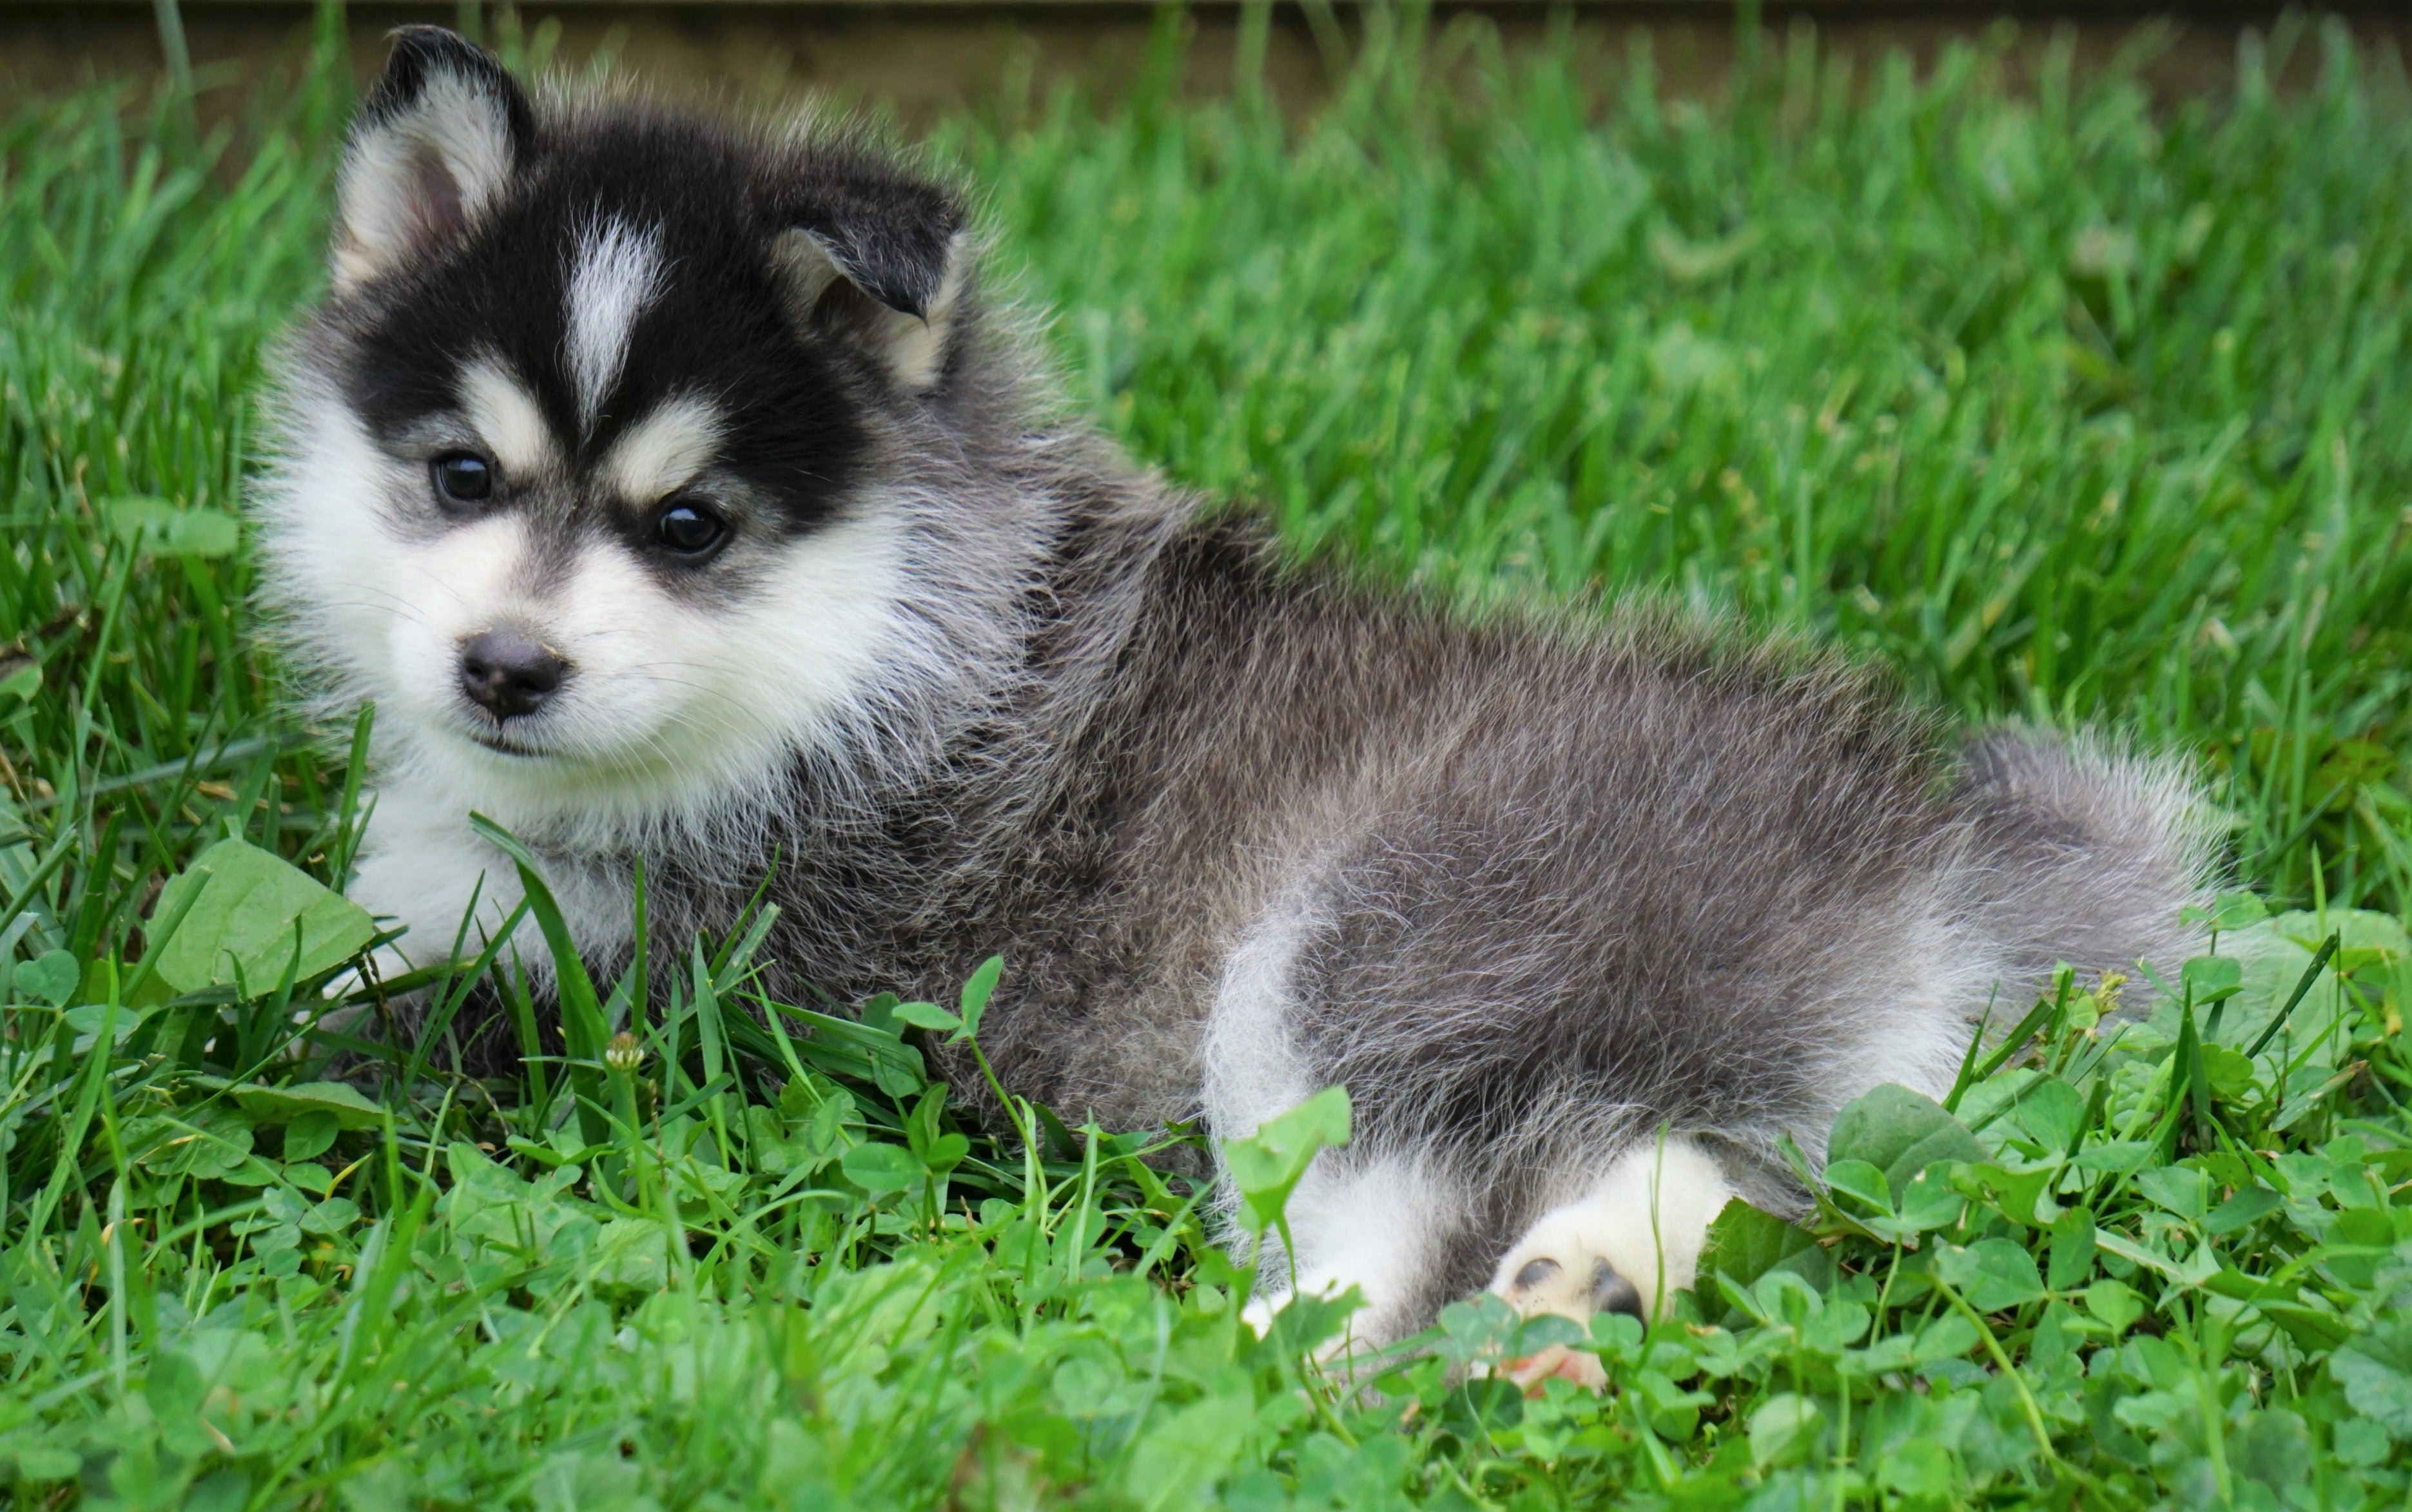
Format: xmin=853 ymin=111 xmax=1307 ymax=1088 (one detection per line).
xmin=258 ymin=30 xmax=2215 ymax=1353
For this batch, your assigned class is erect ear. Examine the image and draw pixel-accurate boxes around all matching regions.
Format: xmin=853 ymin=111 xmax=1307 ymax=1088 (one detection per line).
xmin=331 ymin=27 xmax=534 ymax=291
xmin=769 ymin=167 xmax=974 ymax=393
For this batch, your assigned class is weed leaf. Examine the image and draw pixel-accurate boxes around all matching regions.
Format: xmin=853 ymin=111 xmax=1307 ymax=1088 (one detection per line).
xmin=2331 ymin=1324 xmax=2412 ymax=1439
xmin=1223 ymin=1086 xmax=1351 ymax=1235
xmin=154 ymin=837 xmax=376 ymax=994
xmin=1827 ymin=1083 xmax=1987 ymax=1195
xmin=1934 ymin=1237 xmax=2046 ymax=1312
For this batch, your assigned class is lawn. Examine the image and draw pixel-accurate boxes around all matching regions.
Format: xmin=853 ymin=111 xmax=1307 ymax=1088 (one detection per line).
xmin=3 ymin=8 xmax=2411 ymax=1509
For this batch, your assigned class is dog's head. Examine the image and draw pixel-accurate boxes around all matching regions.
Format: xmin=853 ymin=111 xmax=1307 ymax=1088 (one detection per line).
xmin=262 ymin=28 xmax=1012 ymax=834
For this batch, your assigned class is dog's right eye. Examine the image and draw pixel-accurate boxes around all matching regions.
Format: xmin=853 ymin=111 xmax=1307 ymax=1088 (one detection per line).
xmin=431 ymin=452 xmax=495 ymax=507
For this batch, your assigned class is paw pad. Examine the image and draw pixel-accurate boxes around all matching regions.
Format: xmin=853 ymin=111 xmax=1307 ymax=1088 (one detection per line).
xmin=1499 ymin=1253 xmax=1644 ymax=1322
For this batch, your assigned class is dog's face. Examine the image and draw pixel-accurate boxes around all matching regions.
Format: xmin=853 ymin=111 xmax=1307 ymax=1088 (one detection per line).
xmin=264 ymin=29 xmax=975 ymax=820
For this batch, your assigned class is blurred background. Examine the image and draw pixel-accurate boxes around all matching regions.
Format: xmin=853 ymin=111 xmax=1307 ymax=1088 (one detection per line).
xmin=10 ymin=3 xmax=2412 ymax=123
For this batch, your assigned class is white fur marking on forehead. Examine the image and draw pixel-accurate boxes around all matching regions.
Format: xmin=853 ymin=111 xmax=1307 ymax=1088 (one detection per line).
xmin=457 ymin=358 xmax=556 ymax=478
xmin=565 ymin=218 xmax=665 ymax=431
xmin=601 ymin=396 xmax=722 ymax=503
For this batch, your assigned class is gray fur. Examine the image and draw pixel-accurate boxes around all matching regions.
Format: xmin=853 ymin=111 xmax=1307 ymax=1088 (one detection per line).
xmin=261 ymin=32 xmax=2217 ymax=1342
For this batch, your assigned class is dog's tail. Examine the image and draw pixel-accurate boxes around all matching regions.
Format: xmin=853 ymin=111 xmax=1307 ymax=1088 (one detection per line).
xmin=1952 ymin=730 xmax=2221 ymax=996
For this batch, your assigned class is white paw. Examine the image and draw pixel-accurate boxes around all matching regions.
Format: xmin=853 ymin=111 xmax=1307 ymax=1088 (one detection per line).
xmin=1485 ymin=1138 xmax=1735 ymax=1390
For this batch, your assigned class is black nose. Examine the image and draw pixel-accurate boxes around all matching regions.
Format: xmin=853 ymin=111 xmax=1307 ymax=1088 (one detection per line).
xmin=458 ymin=630 xmax=567 ymax=720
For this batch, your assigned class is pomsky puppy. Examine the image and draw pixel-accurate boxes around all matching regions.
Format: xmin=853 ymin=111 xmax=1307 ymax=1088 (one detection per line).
xmin=258 ymin=28 xmax=2213 ymax=1367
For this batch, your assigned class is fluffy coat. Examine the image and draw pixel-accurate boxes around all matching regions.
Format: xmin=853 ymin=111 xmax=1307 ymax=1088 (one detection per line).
xmin=258 ymin=28 xmax=2214 ymax=1346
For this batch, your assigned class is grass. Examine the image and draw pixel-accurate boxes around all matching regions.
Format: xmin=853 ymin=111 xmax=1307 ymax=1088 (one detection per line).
xmin=3 ymin=6 xmax=2411 ymax=1508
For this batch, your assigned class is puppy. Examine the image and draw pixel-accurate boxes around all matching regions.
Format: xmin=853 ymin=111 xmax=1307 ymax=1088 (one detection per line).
xmin=257 ymin=28 xmax=2212 ymax=1353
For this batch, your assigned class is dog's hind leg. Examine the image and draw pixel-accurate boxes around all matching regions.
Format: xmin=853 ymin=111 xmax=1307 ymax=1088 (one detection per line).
xmin=1234 ymin=1145 xmax=1468 ymax=1360
xmin=1205 ymin=882 xmax=1476 ymax=1357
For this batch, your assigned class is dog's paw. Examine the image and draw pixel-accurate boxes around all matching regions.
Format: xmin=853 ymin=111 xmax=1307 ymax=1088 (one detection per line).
xmin=1483 ymin=1138 xmax=1735 ymax=1391
xmin=1485 ymin=1224 xmax=1640 ymax=1391
xmin=1495 ymin=1249 xmax=1646 ymax=1325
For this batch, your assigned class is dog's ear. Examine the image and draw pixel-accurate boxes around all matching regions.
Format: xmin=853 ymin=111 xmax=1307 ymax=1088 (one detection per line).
xmin=332 ymin=27 xmax=534 ymax=291
xmin=769 ymin=166 xmax=973 ymax=393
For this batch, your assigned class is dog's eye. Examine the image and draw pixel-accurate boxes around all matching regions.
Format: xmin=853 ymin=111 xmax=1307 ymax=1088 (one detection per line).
xmin=431 ymin=451 xmax=494 ymax=506
xmin=655 ymin=502 xmax=726 ymax=555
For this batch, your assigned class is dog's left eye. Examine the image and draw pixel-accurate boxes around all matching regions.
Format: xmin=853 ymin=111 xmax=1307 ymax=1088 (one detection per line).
xmin=655 ymin=502 xmax=726 ymax=555
xmin=431 ymin=451 xmax=495 ymax=507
